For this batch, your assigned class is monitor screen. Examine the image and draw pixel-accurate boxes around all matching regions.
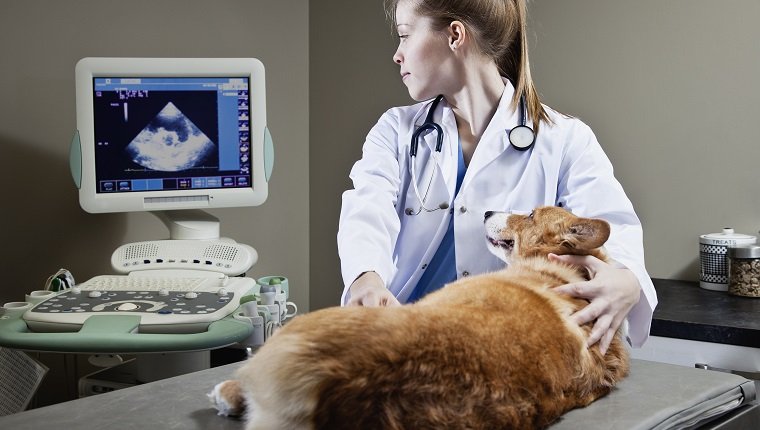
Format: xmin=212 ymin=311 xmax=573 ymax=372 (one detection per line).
xmin=74 ymin=58 xmax=269 ymax=213
xmin=92 ymin=77 xmax=251 ymax=194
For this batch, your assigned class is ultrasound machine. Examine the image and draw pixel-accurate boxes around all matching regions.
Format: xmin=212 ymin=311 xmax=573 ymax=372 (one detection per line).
xmin=0 ymin=58 xmax=294 ymax=394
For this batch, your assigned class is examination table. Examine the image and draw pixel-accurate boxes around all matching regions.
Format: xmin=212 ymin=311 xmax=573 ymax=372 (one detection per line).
xmin=0 ymin=359 xmax=756 ymax=429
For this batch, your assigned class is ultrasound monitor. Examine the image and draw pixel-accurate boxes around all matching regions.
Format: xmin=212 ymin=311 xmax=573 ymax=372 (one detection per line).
xmin=72 ymin=58 xmax=270 ymax=214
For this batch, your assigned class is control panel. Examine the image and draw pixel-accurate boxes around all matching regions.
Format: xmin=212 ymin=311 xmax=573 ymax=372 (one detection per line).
xmin=22 ymin=275 xmax=255 ymax=333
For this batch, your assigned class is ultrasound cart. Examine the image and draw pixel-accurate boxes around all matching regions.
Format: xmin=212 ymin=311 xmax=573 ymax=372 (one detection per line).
xmin=0 ymin=58 xmax=296 ymax=407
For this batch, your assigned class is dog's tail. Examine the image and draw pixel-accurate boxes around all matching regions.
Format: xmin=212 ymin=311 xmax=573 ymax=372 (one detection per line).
xmin=236 ymin=330 xmax=327 ymax=429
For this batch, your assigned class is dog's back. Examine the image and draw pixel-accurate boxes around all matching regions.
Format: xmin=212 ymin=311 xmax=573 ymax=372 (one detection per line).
xmin=226 ymin=207 xmax=630 ymax=429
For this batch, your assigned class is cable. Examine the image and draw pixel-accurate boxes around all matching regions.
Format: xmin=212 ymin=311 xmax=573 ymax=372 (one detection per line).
xmin=44 ymin=269 xmax=75 ymax=291
xmin=264 ymin=320 xmax=277 ymax=340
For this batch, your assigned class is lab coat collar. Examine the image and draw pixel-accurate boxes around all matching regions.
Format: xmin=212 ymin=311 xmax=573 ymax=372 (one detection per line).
xmin=410 ymin=96 xmax=457 ymax=160
xmin=411 ymin=96 xmax=457 ymax=140
xmin=459 ymin=79 xmax=522 ymax=193
xmin=409 ymin=80 xmax=522 ymax=198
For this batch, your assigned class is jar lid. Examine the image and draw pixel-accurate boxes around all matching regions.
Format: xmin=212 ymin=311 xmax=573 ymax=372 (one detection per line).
xmin=701 ymin=228 xmax=756 ymax=240
xmin=728 ymin=244 xmax=760 ymax=259
xmin=700 ymin=228 xmax=757 ymax=245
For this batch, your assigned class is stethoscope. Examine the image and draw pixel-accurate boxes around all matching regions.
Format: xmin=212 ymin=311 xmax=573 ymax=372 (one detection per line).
xmin=406 ymin=93 xmax=535 ymax=215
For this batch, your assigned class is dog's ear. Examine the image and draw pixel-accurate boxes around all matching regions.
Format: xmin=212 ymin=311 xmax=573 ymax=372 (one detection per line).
xmin=561 ymin=218 xmax=610 ymax=251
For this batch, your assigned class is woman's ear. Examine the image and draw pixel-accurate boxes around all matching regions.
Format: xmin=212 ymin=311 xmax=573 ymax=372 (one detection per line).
xmin=448 ymin=21 xmax=466 ymax=50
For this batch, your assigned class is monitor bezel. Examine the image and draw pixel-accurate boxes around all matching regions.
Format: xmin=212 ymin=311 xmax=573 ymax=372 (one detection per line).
xmin=75 ymin=57 xmax=268 ymax=213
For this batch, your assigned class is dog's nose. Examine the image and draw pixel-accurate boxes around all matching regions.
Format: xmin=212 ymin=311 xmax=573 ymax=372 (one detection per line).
xmin=484 ymin=211 xmax=494 ymax=220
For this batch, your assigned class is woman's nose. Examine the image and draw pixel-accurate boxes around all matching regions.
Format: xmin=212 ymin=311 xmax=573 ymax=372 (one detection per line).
xmin=393 ymin=50 xmax=402 ymax=65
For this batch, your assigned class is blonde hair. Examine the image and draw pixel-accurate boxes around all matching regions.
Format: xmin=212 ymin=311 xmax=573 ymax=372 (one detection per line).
xmin=385 ymin=0 xmax=551 ymax=132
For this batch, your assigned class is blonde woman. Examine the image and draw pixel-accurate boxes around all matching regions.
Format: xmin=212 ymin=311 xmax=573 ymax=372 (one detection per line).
xmin=338 ymin=0 xmax=657 ymax=354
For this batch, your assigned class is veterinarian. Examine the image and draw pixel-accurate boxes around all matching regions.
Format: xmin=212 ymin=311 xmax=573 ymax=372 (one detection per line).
xmin=337 ymin=0 xmax=657 ymax=354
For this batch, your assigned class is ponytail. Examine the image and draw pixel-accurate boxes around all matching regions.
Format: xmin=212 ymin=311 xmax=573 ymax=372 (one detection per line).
xmin=500 ymin=0 xmax=550 ymax=134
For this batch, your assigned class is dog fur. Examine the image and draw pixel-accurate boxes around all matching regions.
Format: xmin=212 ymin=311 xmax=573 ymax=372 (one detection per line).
xmin=211 ymin=206 xmax=629 ymax=429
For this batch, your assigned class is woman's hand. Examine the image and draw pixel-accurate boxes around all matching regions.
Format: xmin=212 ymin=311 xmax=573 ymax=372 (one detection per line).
xmin=548 ymin=254 xmax=641 ymax=355
xmin=347 ymin=271 xmax=401 ymax=307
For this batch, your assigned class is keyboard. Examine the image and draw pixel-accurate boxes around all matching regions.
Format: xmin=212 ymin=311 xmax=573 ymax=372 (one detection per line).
xmin=23 ymin=275 xmax=256 ymax=333
xmin=77 ymin=275 xmax=222 ymax=292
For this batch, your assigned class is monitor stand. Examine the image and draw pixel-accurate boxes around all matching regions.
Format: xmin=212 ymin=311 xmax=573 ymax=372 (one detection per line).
xmin=128 ymin=209 xmax=241 ymax=382
xmin=153 ymin=209 xmax=221 ymax=240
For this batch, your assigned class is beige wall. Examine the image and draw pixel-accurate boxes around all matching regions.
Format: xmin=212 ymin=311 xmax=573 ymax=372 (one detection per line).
xmin=0 ymin=1 xmax=309 ymax=309
xmin=526 ymin=0 xmax=760 ymax=280
xmin=309 ymin=0 xmax=760 ymax=307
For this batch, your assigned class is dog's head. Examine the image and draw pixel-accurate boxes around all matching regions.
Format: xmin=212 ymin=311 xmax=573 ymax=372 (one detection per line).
xmin=484 ymin=206 xmax=610 ymax=264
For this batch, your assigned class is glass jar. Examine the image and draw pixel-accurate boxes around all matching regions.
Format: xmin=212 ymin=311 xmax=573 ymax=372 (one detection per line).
xmin=727 ymin=245 xmax=760 ymax=298
xmin=699 ymin=228 xmax=757 ymax=291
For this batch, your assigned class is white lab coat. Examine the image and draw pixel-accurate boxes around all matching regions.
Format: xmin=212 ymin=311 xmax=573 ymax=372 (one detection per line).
xmin=338 ymin=81 xmax=657 ymax=347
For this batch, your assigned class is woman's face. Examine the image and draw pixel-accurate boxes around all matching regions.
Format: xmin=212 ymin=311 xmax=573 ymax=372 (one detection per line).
xmin=393 ymin=1 xmax=458 ymax=101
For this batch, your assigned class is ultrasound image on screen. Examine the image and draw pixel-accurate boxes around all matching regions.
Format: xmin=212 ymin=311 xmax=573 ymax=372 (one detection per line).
xmin=93 ymin=88 xmax=221 ymax=181
xmin=92 ymin=76 xmax=251 ymax=194
xmin=126 ymin=101 xmax=216 ymax=172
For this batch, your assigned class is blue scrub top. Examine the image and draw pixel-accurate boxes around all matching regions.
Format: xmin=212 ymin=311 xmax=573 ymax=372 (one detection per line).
xmin=407 ymin=141 xmax=467 ymax=302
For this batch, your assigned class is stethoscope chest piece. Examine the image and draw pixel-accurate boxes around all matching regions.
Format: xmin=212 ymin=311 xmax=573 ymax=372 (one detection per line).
xmin=508 ymin=92 xmax=536 ymax=151
xmin=508 ymin=124 xmax=535 ymax=150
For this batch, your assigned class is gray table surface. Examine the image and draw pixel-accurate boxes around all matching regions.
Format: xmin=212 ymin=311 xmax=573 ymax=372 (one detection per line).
xmin=0 ymin=358 xmax=755 ymax=429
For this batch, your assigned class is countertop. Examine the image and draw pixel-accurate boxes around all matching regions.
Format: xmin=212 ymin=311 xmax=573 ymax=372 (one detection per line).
xmin=651 ymin=278 xmax=760 ymax=348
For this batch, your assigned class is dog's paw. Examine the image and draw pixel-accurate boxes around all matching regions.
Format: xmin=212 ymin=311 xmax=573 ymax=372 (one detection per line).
xmin=208 ymin=379 xmax=246 ymax=417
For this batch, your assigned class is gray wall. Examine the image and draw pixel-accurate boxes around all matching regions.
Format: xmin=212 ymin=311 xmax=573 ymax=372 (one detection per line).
xmin=309 ymin=0 xmax=409 ymax=309
xmin=0 ymin=0 xmax=309 ymax=311
xmin=309 ymin=0 xmax=760 ymax=306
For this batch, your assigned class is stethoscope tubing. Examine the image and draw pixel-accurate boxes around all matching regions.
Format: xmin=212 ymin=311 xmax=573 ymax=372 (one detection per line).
xmin=406 ymin=93 xmax=535 ymax=215
xmin=409 ymin=95 xmax=445 ymax=157
xmin=410 ymin=93 xmax=534 ymax=157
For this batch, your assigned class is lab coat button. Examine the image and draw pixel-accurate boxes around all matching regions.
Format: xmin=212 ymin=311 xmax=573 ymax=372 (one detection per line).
xmin=462 ymin=271 xmax=470 ymax=277
xmin=459 ymin=206 xmax=467 ymax=213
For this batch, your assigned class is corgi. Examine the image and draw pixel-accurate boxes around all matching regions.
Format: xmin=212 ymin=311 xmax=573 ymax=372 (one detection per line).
xmin=209 ymin=206 xmax=629 ymax=429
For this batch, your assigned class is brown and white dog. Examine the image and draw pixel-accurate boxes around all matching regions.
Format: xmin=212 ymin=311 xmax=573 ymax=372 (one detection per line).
xmin=209 ymin=206 xmax=629 ymax=429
